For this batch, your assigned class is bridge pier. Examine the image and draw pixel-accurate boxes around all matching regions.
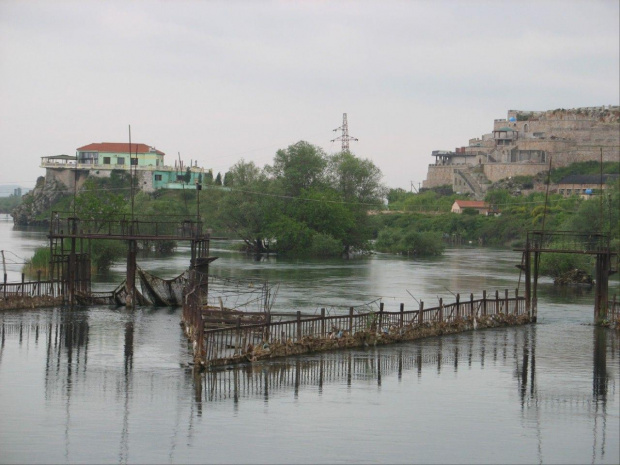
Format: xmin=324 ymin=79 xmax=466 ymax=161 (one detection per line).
xmin=126 ymin=239 xmax=137 ymax=308
xmin=594 ymin=252 xmax=610 ymax=324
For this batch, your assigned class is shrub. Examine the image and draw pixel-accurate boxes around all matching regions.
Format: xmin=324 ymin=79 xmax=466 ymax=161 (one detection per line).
xmin=539 ymin=253 xmax=593 ymax=278
xmin=308 ymin=233 xmax=343 ymax=257
xmin=23 ymin=247 xmax=51 ymax=278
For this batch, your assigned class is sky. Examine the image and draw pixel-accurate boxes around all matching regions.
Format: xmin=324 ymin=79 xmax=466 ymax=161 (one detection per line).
xmin=0 ymin=0 xmax=618 ymax=191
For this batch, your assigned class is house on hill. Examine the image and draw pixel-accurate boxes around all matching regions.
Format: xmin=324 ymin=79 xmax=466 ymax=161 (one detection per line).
xmin=451 ymin=200 xmax=495 ymax=215
xmin=76 ymin=142 xmax=165 ymax=168
xmin=41 ymin=142 xmax=209 ymax=193
xmin=557 ymin=174 xmax=619 ymax=198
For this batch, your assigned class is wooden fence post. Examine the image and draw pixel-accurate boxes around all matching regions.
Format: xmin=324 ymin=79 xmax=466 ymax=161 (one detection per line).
xmin=439 ymin=297 xmax=443 ymax=322
xmin=419 ymin=301 xmax=424 ymax=325
xmin=456 ymin=293 xmax=460 ymax=319
xmin=379 ymin=302 xmax=384 ymax=332
xmin=495 ymin=290 xmax=499 ymax=314
xmin=296 ymin=311 xmax=302 ymax=341
xmin=470 ymin=293 xmax=474 ymax=318
xmin=482 ymin=290 xmax=487 ymax=316
xmin=349 ymin=307 xmax=354 ymax=334
xmin=264 ymin=313 xmax=271 ymax=342
xmin=505 ymin=289 xmax=509 ymax=314
xmin=321 ymin=308 xmax=326 ymax=337
xmin=399 ymin=303 xmax=404 ymax=327
xmin=37 ymin=270 xmax=42 ymax=296
xmin=3 ymin=273 xmax=6 ymax=299
xmin=514 ymin=289 xmax=519 ymax=314
xmin=21 ymin=273 xmax=25 ymax=297
xmin=236 ymin=317 xmax=241 ymax=355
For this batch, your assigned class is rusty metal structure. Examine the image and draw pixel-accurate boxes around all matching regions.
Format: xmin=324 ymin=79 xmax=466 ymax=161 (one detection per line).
xmin=517 ymin=230 xmax=618 ymax=323
xmin=48 ymin=211 xmax=211 ymax=307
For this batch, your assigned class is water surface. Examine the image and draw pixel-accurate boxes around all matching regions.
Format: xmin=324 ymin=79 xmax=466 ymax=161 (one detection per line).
xmin=0 ymin=217 xmax=618 ymax=464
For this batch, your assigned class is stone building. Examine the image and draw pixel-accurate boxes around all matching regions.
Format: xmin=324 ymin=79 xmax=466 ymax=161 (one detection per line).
xmin=423 ymin=106 xmax=620 ymax=199
xmin=557 ymin=174 xmax=619 ymax=198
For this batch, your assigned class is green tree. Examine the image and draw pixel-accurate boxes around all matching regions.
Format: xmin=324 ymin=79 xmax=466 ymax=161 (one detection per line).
xmin=218 ymin=160 xmax=274 ymax=253
xmin=214 ymin=172 xmax=222 ymax=186
xmin=74 ymin=179 xmax=127 ymax=231
xmin=327 ymin=152 xmax=385 ymax=205
xmin=267 ymin=141 xmax=327 ymax=196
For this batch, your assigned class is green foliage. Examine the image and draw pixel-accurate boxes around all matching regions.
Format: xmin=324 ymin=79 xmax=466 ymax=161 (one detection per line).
xmin=215 ymin=145 xmax=385 ymax=256
xmin=184 ymin=167 xmax=191 ymax=184
xmin=266 ymin=216 xmax=313 ymax=254
xmin=89 ymin=240 xmax=127 ymax=271
xmin=328 ymin=151 xmax=385 ymax=204
xmin=539 ymin=253 xmax=593 ymax=278
xmin=549 ymin=161 xmax=620 ymax=184
xmin=23 ymin=247 xmax=51 ymax=278
xmin=388 ymin=189 xmax=460 ymax=213
xmin=511 ymin=175 xmax=534 ymax=189
xmin=308 ymin=233 xmax=343 ymax=257
xmin=214 ymin=173 xmax=222 ymax=186
xmin=204 ymin=170 xmax=214 ymax=185
xmin=223 ymin=171 xmax=233 ymax=186
xmin=267 ymin=141 xmax=328 ymax=197
xmin=374 ymin=229 xmax=444 ymax=256
xmin=23 ymin=240 xmax=125 ymax=275
xmin=74 ymin=179 xmax=127 ymax=230
xmin=0 ymin=195 xmax=21 ymax=213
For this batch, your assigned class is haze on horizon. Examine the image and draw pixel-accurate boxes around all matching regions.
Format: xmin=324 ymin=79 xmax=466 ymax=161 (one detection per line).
xmin=1 ymin=0 xmax=618 ymax=191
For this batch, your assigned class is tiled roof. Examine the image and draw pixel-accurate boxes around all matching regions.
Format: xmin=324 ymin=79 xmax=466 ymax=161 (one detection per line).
xmin=77 ymin=142 xmax=164 ymax=156
xmin=454 ymin=200 xmax=488 ymax=209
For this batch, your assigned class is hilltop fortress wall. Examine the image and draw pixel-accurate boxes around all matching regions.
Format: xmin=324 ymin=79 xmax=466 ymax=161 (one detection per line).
xmin=423 ymin=106 xmax=620 ymax=194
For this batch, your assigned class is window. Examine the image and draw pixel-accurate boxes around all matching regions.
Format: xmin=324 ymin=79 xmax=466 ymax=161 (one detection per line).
xmin=131 ymin=158 xmax=138 ymax=165
xmin=154 ymin=174 xmax=162 ymax=181
xmin=103 ymin=157 xmax=111 ymax=164
xmin=117 ymin=157 xmax=125 ymax=165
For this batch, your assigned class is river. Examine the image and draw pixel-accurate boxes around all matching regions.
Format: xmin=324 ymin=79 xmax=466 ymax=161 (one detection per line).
xmin=0 ymin=214 xmax=618 ymax=464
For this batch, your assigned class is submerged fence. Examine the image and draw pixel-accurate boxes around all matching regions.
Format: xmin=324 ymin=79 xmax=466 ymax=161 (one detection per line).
xmin=1 ymin=273 xmax=60 ymax=299
xmin=196 ymin=289 xmax=529 ymax=367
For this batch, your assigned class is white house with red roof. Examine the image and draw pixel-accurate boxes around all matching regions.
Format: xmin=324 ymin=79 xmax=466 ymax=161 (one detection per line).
xmin=451 ymin=200 xmax=493 ymax=215
xmin=40 ymin=142 xmax=207 ymax=192
xmin=76 ymin=142 xmax=165 ymax=168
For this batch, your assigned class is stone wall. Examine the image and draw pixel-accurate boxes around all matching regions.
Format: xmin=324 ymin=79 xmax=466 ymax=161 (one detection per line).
xmin=423 ymin=106 xmax=620 ymax=191
xmin=423 ymin=165 xmax=454 ymax=188
xmin=45 ymin=167 xmax=90 ymax=191
xmin=483 ymin=163 xmax=548 ymax=182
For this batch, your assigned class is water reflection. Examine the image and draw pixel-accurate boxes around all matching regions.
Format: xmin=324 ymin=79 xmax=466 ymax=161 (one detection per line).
xmin=0 ymin=310 xmax=617 ymax=463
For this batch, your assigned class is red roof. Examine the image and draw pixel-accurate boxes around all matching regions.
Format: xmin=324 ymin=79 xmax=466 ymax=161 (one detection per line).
xmin=77 ymin=142 xmax=164 ymax=156
xmin=454 ymin=200 xmax=488 ymax=209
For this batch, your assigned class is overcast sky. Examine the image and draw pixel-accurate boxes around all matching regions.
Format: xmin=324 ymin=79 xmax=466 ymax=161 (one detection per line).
xmin=1 ymin=0 xmax=618 ymax=190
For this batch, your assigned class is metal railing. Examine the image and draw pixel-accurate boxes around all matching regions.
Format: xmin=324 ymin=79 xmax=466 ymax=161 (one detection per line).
xmin=527 ymin=230 xmax=612 ymax=254
xmin=50 ymin=212 xmax=204 ymax=239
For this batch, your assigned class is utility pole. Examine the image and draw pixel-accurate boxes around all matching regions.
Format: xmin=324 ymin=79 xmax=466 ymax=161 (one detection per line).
xmin=331 ymin=113 xmax=358 ymax=153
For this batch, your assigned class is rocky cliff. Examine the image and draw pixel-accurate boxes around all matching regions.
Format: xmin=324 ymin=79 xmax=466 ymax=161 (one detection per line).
xmin=11 ymin=176 xmax=69 ymax=225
